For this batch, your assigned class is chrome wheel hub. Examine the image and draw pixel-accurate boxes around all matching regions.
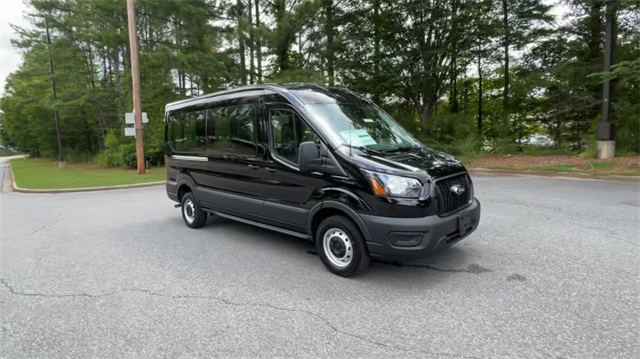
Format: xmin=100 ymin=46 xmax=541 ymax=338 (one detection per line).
xmin=183 ymin=199 xmax=195 ymax=224
xmin=323 ymin=228 xmax=353 ymax=268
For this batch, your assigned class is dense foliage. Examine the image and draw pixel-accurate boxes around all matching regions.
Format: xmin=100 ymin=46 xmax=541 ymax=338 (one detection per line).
xmin=0 ymin=0 xmax=638 ymax=164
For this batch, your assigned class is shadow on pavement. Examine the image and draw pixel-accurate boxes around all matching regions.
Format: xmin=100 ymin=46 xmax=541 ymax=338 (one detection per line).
xmin=176 ymin=214 xmax=489 ymax=284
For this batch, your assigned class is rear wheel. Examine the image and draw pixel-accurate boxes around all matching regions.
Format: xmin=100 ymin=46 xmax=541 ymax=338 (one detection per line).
xmin=181 ymin=192 xmax=207 ymax=229
xmin=316 ymin=215 xmax=370 ymax=277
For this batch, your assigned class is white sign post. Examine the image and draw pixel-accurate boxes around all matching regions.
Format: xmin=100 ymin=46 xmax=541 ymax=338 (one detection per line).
xmin=124 ymin=111 xmax=148 ymax=137
xmin=125 ymin=112 xmax=148 ymax=124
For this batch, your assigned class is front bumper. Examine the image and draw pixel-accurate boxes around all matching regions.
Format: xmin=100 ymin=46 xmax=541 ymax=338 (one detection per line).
xmin=360 ymin=198 xmax=481 ymax=261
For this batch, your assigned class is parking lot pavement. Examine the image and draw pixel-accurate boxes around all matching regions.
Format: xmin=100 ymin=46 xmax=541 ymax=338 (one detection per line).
xmin=1 ymin=164 xmax=639 ymax=358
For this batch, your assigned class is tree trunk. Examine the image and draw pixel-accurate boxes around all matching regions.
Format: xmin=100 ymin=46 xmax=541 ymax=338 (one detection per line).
xmin=450 ymin=0 xmax=459 ymax=113
xmin=373 ymin=0 xmax=381 ymax=103
xmin=325 ymin=0 xmax=335 ymax=86
xmin=274 ymin=0 xmax=289 ymax=72
xmin=502 ymin=0 xmax=510 ymax=137
xmin=463 ymin=79 xmax=470 ymax=113
xmin=419 ymin=104 xmax=431 ymax=124
xmin=477 ymin=53 xmax=483 ymax=136
xmin=450 ymin=71 xmax=459 ymax=113
xmin=587 ymin=1 xmax=603 ymax=122
xmin=255 ymin=0 xmax=262 ymax=82
xmin=609 ymin=1 xmax=618 ymax=120
xmin=248 ymin=0 xmax=255 ymax=84
xmin=588 ymin=2 xmax=603 ymax=61
xmin=237 ymin=0 xmax=247 ymax=85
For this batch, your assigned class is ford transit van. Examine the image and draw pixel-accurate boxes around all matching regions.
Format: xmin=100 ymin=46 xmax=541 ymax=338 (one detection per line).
xmin=164 ymin=84 xmax=481 ymax=276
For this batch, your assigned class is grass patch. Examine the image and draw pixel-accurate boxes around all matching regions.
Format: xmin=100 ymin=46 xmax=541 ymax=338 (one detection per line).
xmin=582 ymin=161 xmax=616 ymax=170
xmin=10 ymin=158 xmax=165 ymax=189
xmin=520 ymin=146 xmax=576 ymax=156
xmin=528 ymin=164 xmax=576 ymax=172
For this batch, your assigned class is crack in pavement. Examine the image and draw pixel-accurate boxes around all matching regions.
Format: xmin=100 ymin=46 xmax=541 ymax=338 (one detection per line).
xmin=0 ymin=278 xmax=486 ymax=359
xmin=485 ymin=204 xmax=638 ymax=248
xmin=383 ymin=262 xmax=492 ymax=274
xmin=0 ymin=279 xmax=123 ymax=298
xmin=2 ymin=215 xmax=61 ymax=244
xmin=542 ymin=216 xmax=638 ymax=248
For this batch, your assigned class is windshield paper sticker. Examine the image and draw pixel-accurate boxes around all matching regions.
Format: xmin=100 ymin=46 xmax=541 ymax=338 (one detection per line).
xmin=340 ymin=129 xmax=377 ymax=146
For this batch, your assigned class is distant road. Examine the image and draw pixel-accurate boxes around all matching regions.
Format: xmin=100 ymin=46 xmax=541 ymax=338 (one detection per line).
xmin=1 ymin=171 xmax=638 ymax=358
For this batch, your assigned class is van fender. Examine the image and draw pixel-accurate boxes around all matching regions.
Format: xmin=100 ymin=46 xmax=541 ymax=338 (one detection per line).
xmin=306 ymin=201 xmax=372 ymax=243
xmin=175 ymin=172 xmax=197 ymax=200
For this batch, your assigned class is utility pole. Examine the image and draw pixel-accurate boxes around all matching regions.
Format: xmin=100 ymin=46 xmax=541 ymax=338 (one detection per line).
xmin=126 ymin=0 xmax=145 ymax=174
xmin=597 ymin=0 xmax=616 ymax=160
xmin=44 ymin=18 xmax=65 ymax=168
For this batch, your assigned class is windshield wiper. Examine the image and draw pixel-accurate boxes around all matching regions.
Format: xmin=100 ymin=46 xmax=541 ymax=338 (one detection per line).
xmin=380 ymin=145 xmax=419 ymax=153
xmin=341 ymin=144 xmax=384 ymax=155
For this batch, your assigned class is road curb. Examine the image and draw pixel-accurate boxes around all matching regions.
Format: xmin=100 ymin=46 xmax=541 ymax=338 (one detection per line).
xmin=1 ymin=165 xmax=13 ymax=193
xmin=469 ymin=168 xmax=640 ymax=182
xmin=9 ymin=164 xmax=165 ymax=194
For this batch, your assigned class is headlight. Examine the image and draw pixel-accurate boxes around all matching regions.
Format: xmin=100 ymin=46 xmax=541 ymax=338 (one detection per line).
xmin=364 ymin=171 xmax=423 ymax=198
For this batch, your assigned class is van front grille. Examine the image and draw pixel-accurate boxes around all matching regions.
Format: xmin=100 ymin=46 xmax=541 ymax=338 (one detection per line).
xmin=434 ymin=174 xmax=472 ymax=215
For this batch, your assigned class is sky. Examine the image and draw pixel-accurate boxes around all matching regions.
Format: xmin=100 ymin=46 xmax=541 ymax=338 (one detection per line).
xmin=1 ymin=0 xmax=31 ymax=96
xmin=0 ymin=0 xmax=570 ymax=97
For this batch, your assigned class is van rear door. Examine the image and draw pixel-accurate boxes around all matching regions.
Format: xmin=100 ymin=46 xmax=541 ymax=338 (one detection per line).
xmin=194 ymin=94 xmax=271 ymax=221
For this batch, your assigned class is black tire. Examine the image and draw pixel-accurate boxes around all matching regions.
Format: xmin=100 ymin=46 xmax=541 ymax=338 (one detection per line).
xmin=316 ymin=215 xmax=370 ymax=277
xmin=181 ymin=192 xmax=207 ymax=229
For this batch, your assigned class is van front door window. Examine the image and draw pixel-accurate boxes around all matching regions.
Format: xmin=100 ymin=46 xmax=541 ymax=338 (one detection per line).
xmin=269 ymin=108 xmax=319 ymax=165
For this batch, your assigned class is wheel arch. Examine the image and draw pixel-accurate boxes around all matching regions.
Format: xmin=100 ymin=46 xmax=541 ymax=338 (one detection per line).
xmin=176 ymin=172 xmax=197 ymax=202
xmin=307 ymin=201 xmax=372 ymax=243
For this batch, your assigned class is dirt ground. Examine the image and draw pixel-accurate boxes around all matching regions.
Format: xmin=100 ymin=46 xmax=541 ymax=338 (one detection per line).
xmin=463 ymin=155 xmax=640 ymax=175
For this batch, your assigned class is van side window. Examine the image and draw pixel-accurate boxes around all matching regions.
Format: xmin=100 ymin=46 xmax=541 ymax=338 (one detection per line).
xmin=206 ymin=103 xmax=258 ymax=155
xmin=167 ymin=111 xmax=206 ymax=153
xmin=192 ymin=111 xmax=207 ymax=151
xmin=269 ymin=108 xmax=319 ymax=165
xmin=167 ymin=113 xmax=182 ymax=150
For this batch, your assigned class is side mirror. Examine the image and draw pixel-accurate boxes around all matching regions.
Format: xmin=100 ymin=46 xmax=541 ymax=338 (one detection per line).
xmin=298 ymin=141 xmax=322 ymax=173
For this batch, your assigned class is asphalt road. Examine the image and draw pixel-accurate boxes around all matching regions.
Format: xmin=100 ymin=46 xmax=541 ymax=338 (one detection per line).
xmin=1 ymin=157 xmax=639 ymax=359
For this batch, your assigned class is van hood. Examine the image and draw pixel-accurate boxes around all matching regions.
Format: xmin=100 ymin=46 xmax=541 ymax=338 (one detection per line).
xmin=345 ymin=147 xmax=467 ymax=179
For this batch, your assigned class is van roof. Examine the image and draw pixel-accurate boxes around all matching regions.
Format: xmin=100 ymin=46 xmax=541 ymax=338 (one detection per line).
xmin=165 ymin=83 xmax=370 ymax=112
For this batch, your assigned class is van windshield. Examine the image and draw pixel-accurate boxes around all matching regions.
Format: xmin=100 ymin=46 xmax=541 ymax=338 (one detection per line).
xmin=305 ymin=103 xmax=422 ymax=152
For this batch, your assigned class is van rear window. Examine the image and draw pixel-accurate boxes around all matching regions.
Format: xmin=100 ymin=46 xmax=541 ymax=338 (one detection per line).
xmin=166 ymin=103 xmax=259 ymax=156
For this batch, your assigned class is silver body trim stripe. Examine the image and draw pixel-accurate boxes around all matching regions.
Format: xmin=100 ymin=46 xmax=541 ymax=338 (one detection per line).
xmin=172 ymin=155 xmax=208 ymax=162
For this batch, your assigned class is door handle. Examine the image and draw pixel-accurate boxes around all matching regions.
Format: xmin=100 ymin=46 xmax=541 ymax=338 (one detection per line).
xmin=248 ymin=164 xmax=260 ymax=170
xmin=265 ymin=167 xmax=277 ymax=173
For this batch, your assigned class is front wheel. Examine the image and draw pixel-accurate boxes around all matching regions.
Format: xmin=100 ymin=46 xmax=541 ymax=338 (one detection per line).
xmin=181 ymin=192 xmax=207 ymax=229
xmin=316 ymin=215 xmax=370 ymax=277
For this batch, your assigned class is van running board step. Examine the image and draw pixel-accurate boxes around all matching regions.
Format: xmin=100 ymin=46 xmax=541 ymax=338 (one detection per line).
xmin=205 ymin=210 xmax=311 ymax=240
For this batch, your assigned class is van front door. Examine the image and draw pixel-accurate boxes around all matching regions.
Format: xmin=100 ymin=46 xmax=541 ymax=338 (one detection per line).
xmin=263 ymin=105 xmax=327 ymax=233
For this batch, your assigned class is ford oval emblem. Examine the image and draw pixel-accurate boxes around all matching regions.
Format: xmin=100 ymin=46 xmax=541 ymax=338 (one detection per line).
xmin=450 ymin=184 xmax=466 ymax=196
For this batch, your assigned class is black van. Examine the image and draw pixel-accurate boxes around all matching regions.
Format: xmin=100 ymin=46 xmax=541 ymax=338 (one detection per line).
xmin=164 ymin=84 xmax=480 ymax=276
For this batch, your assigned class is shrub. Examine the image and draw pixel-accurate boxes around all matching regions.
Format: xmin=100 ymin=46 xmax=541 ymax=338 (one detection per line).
xmin=96 ymin=124 xmax=165 ymax=169
xmin=119 ymin=143 xmax=138 ymax=168
xmin=448 ymin=134 xmax=484 ymax=156
xmin=64 ymin=150 xmax=94 ymax=163
xmin=96 ymin=148 xmax=122 ymax=167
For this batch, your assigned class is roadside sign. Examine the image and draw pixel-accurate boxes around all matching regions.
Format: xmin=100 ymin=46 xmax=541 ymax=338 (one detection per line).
xmin=124 ymin=128 xmax=136 ymax=137
xmin=125 ymin=112 xmax=148 ymax=124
